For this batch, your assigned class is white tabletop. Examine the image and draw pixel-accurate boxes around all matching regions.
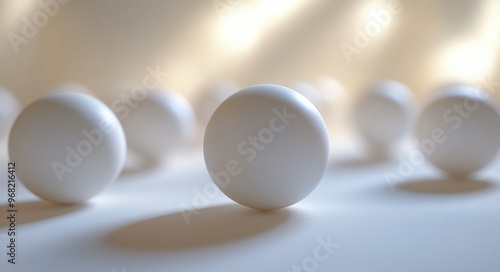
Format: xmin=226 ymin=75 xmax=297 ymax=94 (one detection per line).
xmin=1 ymin=138 xmax=500 ymax=272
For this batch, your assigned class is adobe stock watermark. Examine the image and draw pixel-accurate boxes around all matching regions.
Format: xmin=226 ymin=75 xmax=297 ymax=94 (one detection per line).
xmin=339 ymin=0 xmax=407 ymax=63
xmin=179 ymin=105 xmax=297 ymax=224
xmin=385 ymin=75 xmax=500 ymax=191
xmin=8 ymin=0 xmax=71 ymax=54
xmin=51 ymin=118 xmax=118 ymax=182
xmin=285 ymin=234 xmax=340 ymax=272
xmin=212 ymin=0 xmax=243 ymax=23
xmin=51 ymin=64 xmax=169 ymax=182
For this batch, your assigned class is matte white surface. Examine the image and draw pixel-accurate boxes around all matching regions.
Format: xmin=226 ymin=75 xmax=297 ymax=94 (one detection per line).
xmin=1 ymin=140 xmax=500 ymax=272
xmin=314 ymin=76 xmax=347 ymax=119
xmin=8 ymin=92 xmax=126 ymax=204
xmin=289 ymin=81 xmax=323 ymax=110
xmin=204 ymin=84 xmax=329 ymax=210
xmin=353 ymin=80 xmax=414 ymax=149
xmin=415 ymin=85 xmax=500 ymax=176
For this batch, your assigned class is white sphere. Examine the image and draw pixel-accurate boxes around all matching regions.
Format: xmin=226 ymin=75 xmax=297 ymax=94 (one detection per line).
xmin=415 ymin=85 xmax=500 ymax=176
xmin=0 ymin=87 xmax=21 ymax=140
xmin=204 ymin=84 xmax=329 ymax=210
xmin=53 ymin=82 xmax=93 ymax=95
xmin=353 ymin=80 xmax=414 ymax=147
xmin=120 ymin=89 xmax=196 ymax=159
xmin=9 ymin=92 xmax=126 ymax=204
xmin=315 ymin=77 xmax=346 ymax=107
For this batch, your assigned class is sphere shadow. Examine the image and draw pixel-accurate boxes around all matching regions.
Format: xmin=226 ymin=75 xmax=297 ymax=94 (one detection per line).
xmin=397 ymin=177 xmax=495 ymax=194
xmin=105 ymin=204 xmax=292 ymax=251
xmin=0 ymin=200 xmax=88 ymax=227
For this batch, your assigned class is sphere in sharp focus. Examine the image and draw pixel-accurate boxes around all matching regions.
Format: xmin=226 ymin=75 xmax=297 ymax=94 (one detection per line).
xmin=353 ymin=80 xmax=414 ymax=147
xmin=119 ymin=89 xmax=196 ymax=159
xmin=0 ymin=87 xmax=21 ymax=140
xmin=414 ymin=85 xmax=500 ymax=176
xmin=9 ymin=92 xmax=127 ymax=204
xmin=204 ymin=84 xmax=329 ymax=210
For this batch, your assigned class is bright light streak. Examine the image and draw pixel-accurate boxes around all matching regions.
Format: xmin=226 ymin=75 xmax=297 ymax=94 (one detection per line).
xmin=218 ymin=0 xmax=306 ymax=51
xmin=259 ymin=0 xmax=303 ymax=18
xmin=440 ymin=43 xmax=492 ymax=81
xmin=438 ymin=0 xmax=500 ymax=82
xmin=220 ymin=9 xmax=261 ymax=50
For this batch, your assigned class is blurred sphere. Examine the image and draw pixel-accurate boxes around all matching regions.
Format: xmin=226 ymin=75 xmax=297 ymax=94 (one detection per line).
xmin=415 ymin=85 xmax=500 ymax=176
xmin=315 ymin=76 xmax=347 ymax=109
xmin=0 ymin=87 xmax=21 ymax=140
xmin=289 ymin=81 xmax=322 ymax=110
xmin=353 ymin=80 xmax=414 ymax=150
xmin=204 ymin=84 xmax=329 ymax=210
xmin=120 ymin=89 xmax=196 ymax=159
xmin=194 ymin=80 xmax=240 ymax=128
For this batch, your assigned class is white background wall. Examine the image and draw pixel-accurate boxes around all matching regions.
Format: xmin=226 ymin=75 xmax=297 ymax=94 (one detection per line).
xmin=0 ymin=0 xmax=499 ymax=106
